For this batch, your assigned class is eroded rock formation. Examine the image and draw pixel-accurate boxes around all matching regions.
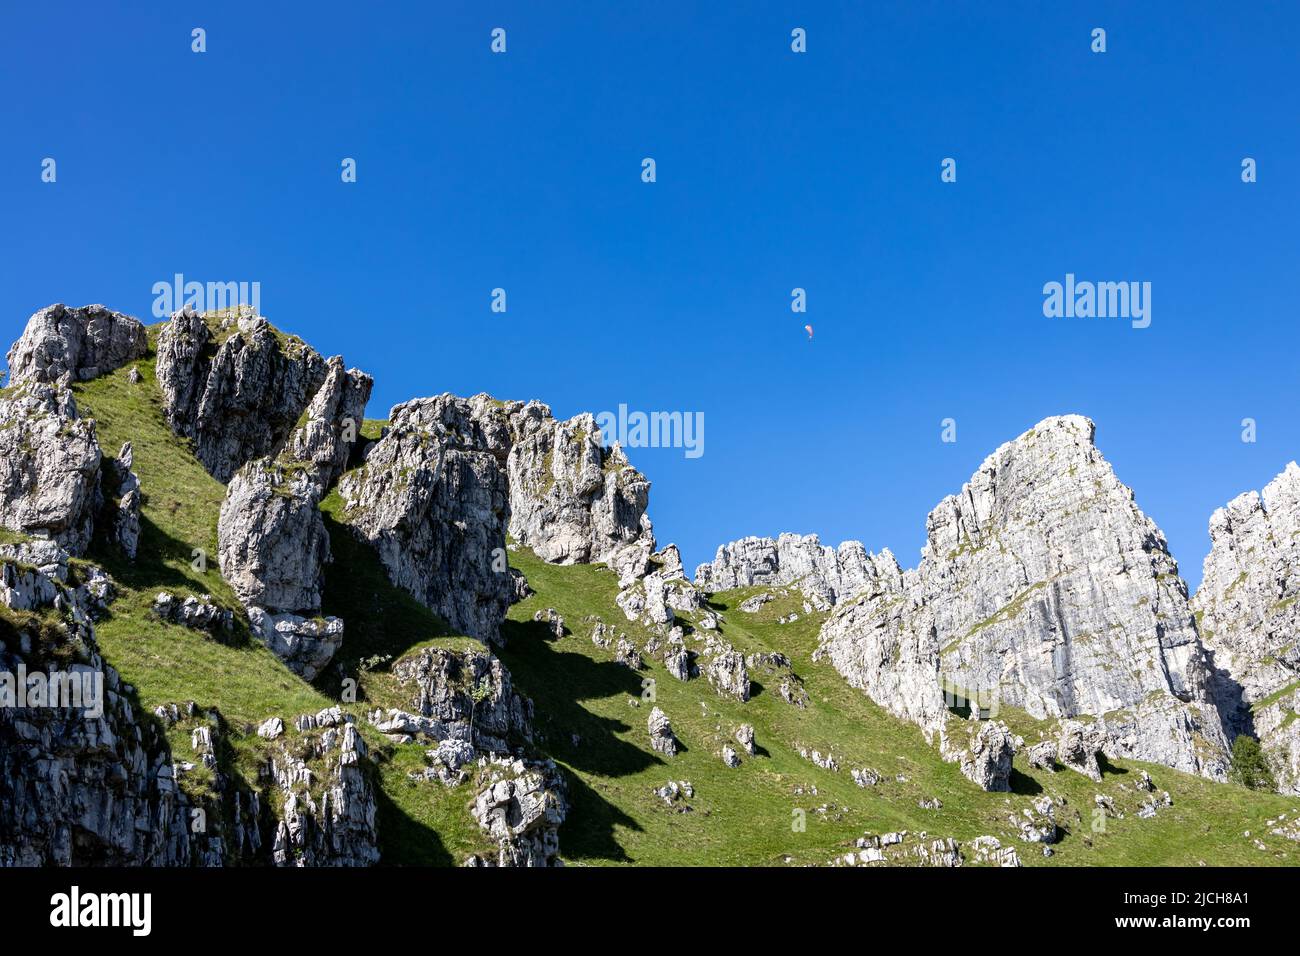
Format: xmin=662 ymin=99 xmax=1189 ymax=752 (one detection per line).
xmin=1193 ymin=462 xmax=1300 ymax=793
xmin=6 ymin=304 xmax=147 ymax=386
xmin=817 ymin=415 xmax=1229 ymax=780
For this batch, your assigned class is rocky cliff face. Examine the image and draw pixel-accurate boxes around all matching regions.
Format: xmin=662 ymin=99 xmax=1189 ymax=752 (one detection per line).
xmin=6 ymin=304 xmax=147 ymax=387
xmin=218 ymin=461 xmax=332 ymax=614
xmin=0 ymin=547 xmax=196 ymax=865
xmin=217 ymin=459 xmax=343 ymax=679
xmin=370 ymin=644 xmax=565 ymax=865
xmin=694 ymin=533 xmax=882 ymax=607
xmin=1192 ymin=462 xmax=1300 ymax=794
xmin=338 ymin=395 xmax=513 ymax=643
xmin=0 ymin=384 xmax=102 ymax=556
xmin=818 ymin=416 xmax=1230 ymax=779
xmin=155 ymin=308 xmax=364 ymax=484
xmin=504 ymin=403 xmax=655 ymax=566
xmin=287 ymin=356 xmax=374 ymax=494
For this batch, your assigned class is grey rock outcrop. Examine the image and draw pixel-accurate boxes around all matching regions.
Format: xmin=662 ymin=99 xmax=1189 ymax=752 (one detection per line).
xmin=817 ymin=416 xmax=1229 ymax=779
xmin=218 ymin=458 xmax=342 ymax=678
xmin=736 ymin=723 xmax=756 ymax=755
xmin=287 ymin=356 xmax=374 ymax=493
xmin=1056 ymin=719 xmax=1103 ymax=781
xmin=383 ymin=645 xmax=533 ymax=754
xmin=268 ymin=714 xmax=379 ymax=867
xmin=1192 ymin=462 xmax=1300 ymax=793
xmin=0 ymin=384 xmax=101 ymax=556
xmin=155 ymin=309 xmax=348 ymax=484
xmin=0 ymin=556 xmax=213 ymax=865
xmin=6 ymin=304 xmax=147 ymax=386
xmin=470 ymin=759 xmax=567 ymax=867
xmin=151 ymin=591 xmax=235 ymax=634
xmin=505 ymin=404 xmax=655 ymax=566
xmin=99 ymin=442 xmax=141 ymax=560
xmin=941 ymin=719 xmax=1015 ymax=792
xmin=694 ymin=532 xmax=880 ymax=606
xmin=248 ymin=609 xmax=344 ymax=682
xmin=218 ymin=460 xmax=331 ymax=613
xmin=615 ymin=565 xmax=708 ymax=630
xmin=648 ymin=707 xmax=678 ymax=757
xmin=703 ymin=645 xmax=751 ymax=702
xmin=337 ymin=394 xmax=511 ymax=643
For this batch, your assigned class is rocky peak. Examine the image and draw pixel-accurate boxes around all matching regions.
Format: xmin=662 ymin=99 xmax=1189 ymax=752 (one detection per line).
xmin=1192 ymin=461 xmax=1300 ymax=792
xmin=502 ymin=402 xmax=655 ymax=566
xmin=287 ymin=356 xmax=374 ymax=494
xmin=6 ymin=303 xmax=147 ymax=387
xmin=156 ymin=308 xmax=368 ymax=484
xmin=818 ymin=415 xmax=1230 ymax=779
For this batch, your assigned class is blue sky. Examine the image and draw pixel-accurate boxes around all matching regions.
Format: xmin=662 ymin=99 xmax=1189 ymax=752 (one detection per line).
xmin=2 ymin=2 xmax=1297 ymax=588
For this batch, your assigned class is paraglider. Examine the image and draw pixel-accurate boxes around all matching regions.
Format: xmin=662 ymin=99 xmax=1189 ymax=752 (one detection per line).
xmin=804 ymin=324 xmax=813 ymax=341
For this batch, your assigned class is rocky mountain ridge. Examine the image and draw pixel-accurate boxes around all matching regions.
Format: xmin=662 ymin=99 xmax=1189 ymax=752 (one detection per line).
xmin=2 ymin=302 xmax=1298 ymax=871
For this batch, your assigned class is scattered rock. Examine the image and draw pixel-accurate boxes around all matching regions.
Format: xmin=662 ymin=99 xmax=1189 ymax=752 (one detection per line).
xmin=648 ymin=707 xmax=678 ymax=757
xmin=151 ymin=591 xmax=235 ymax=634
xmin=1057 ymin=720 xmax=1103 ymax=783
xmin=736 ymin=723 xmax=756 ymax=755
xmin=533 ymin=607 xmax=566 ymax=639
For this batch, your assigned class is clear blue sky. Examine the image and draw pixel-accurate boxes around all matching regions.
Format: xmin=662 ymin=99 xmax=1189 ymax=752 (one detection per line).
xmin=2 ymin=2 xmax=1297 ymax=589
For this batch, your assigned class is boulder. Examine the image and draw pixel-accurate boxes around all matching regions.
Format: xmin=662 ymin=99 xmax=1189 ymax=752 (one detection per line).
xmin=648 ymin=706 xmax=678 ymax=756
xmin=736 ymin=723 xmax=756 ymax=755
xmin=1056 ymin=719 xmax=1103 ymax=782
xmin=942 ymin=719 xmax=1015 ymax=792
xmin=248 ymin=609 xmax=344 ymax=682
xmin=704 ymin=646 xmax=751 ymax=702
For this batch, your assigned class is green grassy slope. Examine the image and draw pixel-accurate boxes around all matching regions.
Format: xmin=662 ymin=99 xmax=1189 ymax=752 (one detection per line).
xmin=499 ymin=551 xmax=1300 ymax=866
xmin=1 ymin=326 xmax=1289 ymax=866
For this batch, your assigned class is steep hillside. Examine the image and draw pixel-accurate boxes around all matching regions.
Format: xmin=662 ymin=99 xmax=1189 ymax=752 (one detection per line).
xmin=3 ymin=308 xmax=1299 ymax=867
